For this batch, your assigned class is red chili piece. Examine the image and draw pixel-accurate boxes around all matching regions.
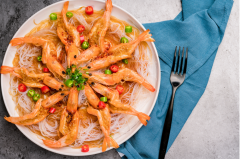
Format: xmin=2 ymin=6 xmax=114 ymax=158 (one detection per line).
xmin=41 ymin=86 xmax=50 ymax=94
xmin=85 ymin=6 xmax=93 ymax=15
xmin=81 ymin=145 xmax=89 ymax=152
xmin=49 ymin=108 xmax=56 ymax=113
xmin=110 ymin=65 xmax=119 ymax=73
xmin=116 ymin=85 xmax=124 ymax=94
xmin=18 ymin=83 xmax=27 ymax=92
xmin=77 ymin=25 xmax=85 ymax=33
xmin=43 ymin=68 xmax=49 ymax=73
xmin=98 ymin=101 xmax=106 ymax=109
xmin=80 ymin=35 xmax=85 ymax=44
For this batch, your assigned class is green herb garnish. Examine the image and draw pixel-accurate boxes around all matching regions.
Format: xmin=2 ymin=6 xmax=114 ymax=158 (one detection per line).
xmin=65 ymin=67 xmax=88 ymax=90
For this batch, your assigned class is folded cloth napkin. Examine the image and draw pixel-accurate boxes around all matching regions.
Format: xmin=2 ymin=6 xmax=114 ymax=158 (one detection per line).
xmin=117 ymin=0 xmax=233 ymax=158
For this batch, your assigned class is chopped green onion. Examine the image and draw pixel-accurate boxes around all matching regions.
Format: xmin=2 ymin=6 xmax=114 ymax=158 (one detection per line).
xmin=100 ymin=97 xmax=107 ymax=102
xmin=65 ymin=79 xmax=74 ymax=87
xmin=27 ymin=90 xmax=35 ymax=97
xmin=65 ymin=67 xmax=88 ymax=89
xmin=66 ymin=12 xmax=73 ymax=18
xmin=105 ymin=69 xmax=112 ymax=75
xmin=33 ymin=93 xmax=40 ymax=102
xmin=122 ymin=59 xmax=128 ymax=64
xmin=76 ymin=78 xmax=85 ymax=84
xmin=66 ymin=68 xmax=71 ymax=75
xmin=125 ymin=26 xmax=132 ymax=33
xmin=71 ymin=64 xmax=76 ymax=68
xmin=49 ymin=13 xmax=57 ymax=20
xmin=120 ymin=37 xmax=129 ymax=43
xmin=37 ymin=56 xmax=42 ymax=62
xmin=77 ymin=84 xmax=84 ymax=91
xmin=81 ymin=41 xmax=89 ymax=49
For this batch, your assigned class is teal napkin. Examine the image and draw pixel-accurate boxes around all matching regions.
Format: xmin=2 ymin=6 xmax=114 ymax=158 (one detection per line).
xmin=117 ymin=0 xmax=233 ymax=158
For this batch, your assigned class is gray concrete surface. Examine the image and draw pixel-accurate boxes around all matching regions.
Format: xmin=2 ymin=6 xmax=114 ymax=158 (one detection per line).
xmin=0 ymin=0 xmax=238 ymax=159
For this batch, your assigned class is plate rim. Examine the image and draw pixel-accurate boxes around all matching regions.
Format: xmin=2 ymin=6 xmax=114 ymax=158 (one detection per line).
xmin=1 ymin=0 xmax=161 ymax=156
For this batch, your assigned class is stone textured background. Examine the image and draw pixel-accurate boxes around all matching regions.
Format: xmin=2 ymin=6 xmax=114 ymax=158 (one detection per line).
xmin=0 ymin=0 xmax=238 ymax=159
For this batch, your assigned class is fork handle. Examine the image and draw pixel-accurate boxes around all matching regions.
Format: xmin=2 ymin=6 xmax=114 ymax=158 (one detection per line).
xmin=159 ymin=88 xmax=176 ymax=159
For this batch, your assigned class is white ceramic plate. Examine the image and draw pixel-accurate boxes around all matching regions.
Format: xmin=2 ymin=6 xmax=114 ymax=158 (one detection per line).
xmin=1 ymin=0 xmax=160 ymax=156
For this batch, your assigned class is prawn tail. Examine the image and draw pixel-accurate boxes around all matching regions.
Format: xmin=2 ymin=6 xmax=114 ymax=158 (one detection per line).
xmin=10 ymin=38 xmax=25 ymax=46
xmin=102 ymin=137 xmax=109 ymax=152
xmin=62 ymin=1 xmax=69 ymax=15
xmin=138 ymin=29 xmax=155 ymax=42
xmin=142 ymin=81 xmax=156 ymax=92
xmin=4 ymin=116 xmax=19 ymax=125
xmin=0 ymin=66 xmax=21 ymax=78
xmin=137 ymin=112 xmax=151 ymax=126
xmin=42 ymin=139 xmax=62 ymax=148
xmin=109 ymin=136 xmax=119 ymax=149
xmin=0 ymin=66 xmax=14 ymax=74
xmin=106 ymin=0 xmax=112 ymax=13
xmin=42 ymin=135 xmax=68 ymax=148
xmin=102 ymin=136 xmax=118 ymax=152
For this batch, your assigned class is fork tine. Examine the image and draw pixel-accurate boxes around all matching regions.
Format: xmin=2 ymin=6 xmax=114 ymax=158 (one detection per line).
xmin=171 ymin=46 xmax=177 ymax=72
xmin=175 ymin=46 xmax=181 ymax=74
xmin=179 ymin=47 xmax=184 ymax=74
xmin=183 ymin=47 xmax=188 ymax=74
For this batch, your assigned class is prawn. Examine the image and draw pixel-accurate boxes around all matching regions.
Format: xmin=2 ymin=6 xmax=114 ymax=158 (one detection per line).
xmin=84 ymin=68 xmax=155 ymax=92
xmin=42 ymin=91 xmax=70 ymax=108
xmin=0 ymin=66 xmax=50 ymax=79
xmin=87 ymin=105 xmax=119 ymax=152
xmin=84 ymin=30 xmax=154 ymax=71
xmin=0 ymin=66 xmax=50 ymax=88
xmin=108 ymin=29 xmax=154 ymax=56
xmin=90 ymin=82 xmax=150 ymax=126
xmin=4 ymin=99 xmax=49 ymax=125
xmin=57 ymin=1 xmax=80 ymax=48
xmin=43 ymin=107 xmax=79 ymax=148
xmin=88 ymin=0 xmax=112 ymax=53
xmin=84 ymin=84 xmax=119 ymax=151
xmin=72 ymin=45 xmax=101 ymax=67
xmin=84 ymin=83 xmax=100 ymax=109
xmin=59 ymin=107 xmax=69 ymax=135
xmin=43 ymin=76 xmax=69 ymax=91
xmin=10 ymin=37 xmax=57 ymax=64
xmin=67 ymin=44 xmax=79 ymax=68
xmin=46 ymin=55 xmax=67 ymax=79
xmin=67 ymin=86 xmax=78 ymax=114
xmin=8 ymin=37 xmax=67 ymax=79
xmin=83 ymin=53 xmax=131 ymax=71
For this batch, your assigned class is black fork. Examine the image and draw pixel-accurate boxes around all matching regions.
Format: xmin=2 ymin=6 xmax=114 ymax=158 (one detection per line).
xmin=158 ymin=46 xmax=188 ymax=159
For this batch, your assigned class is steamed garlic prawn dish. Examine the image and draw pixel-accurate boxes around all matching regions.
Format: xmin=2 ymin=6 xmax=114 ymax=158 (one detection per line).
xmin=1 ymin=0 xmax=156 ymax=152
